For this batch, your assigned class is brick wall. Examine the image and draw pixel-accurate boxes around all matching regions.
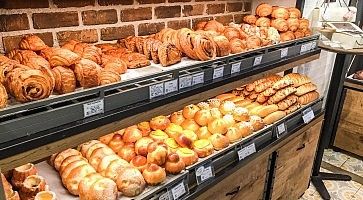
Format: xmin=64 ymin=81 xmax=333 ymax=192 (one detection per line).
xmin=0 ymin=0 xmax=252 ymax=53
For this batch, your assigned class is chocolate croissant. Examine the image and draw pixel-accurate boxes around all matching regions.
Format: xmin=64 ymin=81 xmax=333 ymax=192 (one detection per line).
xmin=243 ymin=15 xmax=257 ymax=25
xmin=73 ymin=43 xmax=102 ymax=65
xmin=256 ymin=17 xmax=271 ymax=27
xmin=271 ymin=18 xmax=289 ymax=32
xmin=100 ymin=70 xmax=121 ymax=85
xmin=52 ymin=66 xmax=76 ymax=94
xmin=256 ymin=3 xmax=273 ymax=17
xmin=272 ymin=7 xmax=290 ymax=20
xmin=74 ymin=59 xmax=102 ymax=88
xmin=213 ymin=35 xmax=231 ymax=57
xmin=0 ymin=83 xmax=7 ymax=109
xmin=158 ymin=42 xmax=182 ymax=67
xmin=19 ymin=35 xmax=47 ymax=51
xmin=11 ymin=50 xmax=37 ymax=63
xmin=49 ymin=48 xmax=80 ymax=67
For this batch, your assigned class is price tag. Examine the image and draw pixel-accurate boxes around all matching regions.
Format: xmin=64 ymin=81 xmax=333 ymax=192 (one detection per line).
xmin=171 ymin=181 xmax=186 ymax=200
xmin=164 ymin=79 xmax=178 ymax=94
xmin=213 ymin=67 xmax=224 ymax=79
xmin=238 ymin=142 xmax=256 ymax=161
xmin=196 ymin=163 xmax=214 ymax=185
xmin=159 ymin=191 xmax=170 ymax=200
xmin=231 ymin=62 xmax=241 ymax=74
xmin=253 ymin=55 xmax=263 ymax=66
xmin=149 ymin=82 xmax=164 ymax=99
xmin=300 ymin=44 xmax=307 ymax=53
xmin=276 ymin=122 xmax=287 ymax=138
xmin=302 ymin=107 xmax=315 ymax=123
xmin=83 ymin=99 xmax=104 ymax=118
xmin=192 ymin=72 xmax=204 ymax=86
xmin=281 ymin=48 xmax=288 ymax=58
xmin=237 ymin=146 xmax=246 ymax=161
xmin=179 ymin=75 xmax=192 ymax=89
xmin=311 ymin=41 xmax=317 ymax=49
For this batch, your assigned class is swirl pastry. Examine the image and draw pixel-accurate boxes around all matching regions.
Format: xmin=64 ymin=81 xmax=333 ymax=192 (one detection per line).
xmin=288 ymin=8 xmax=302 ymax=18
xmin=230 ymin=38 xmax=247 ymax=54
xmin=271 ymin=18 xmax=289 ymax=32
xmin=204 ymin=20 xmax=225 ymax=33
xmin=100 ymin=70 xmax=121 ymax=86
xmin=287 ymin=18 xmax=300 ymax=31
xmin=6 ymin=68 xmax=53 ymax=103
xmin=223 ymin=27 xmax=241 ymax=41
xmin=49 ymin=48 xmax=80 ymax=67
xmin=0 ymin=83 xmax=7 ymax=108
xmin=120 ymin=53 xmax=150 ymax=69
xmin=151 ymin=40 xmax=162 ymax=64
xmin=194 ymin=34 xmax=216 ymax=61
xmin=102 ymin=57 xmax=128 ymax=75
xmin=158 ymin=42 xmax=182 ymax=67
xmin=155 ymin=28 xmax=173 ymax=41
xmin=179 ymin=28 xmax=199 ymax=60
xmin=61 ymin=40 xmax=79 ymax=51
xmin=19 ymin=35 xmax=47 ymax=51
xmin=0 ymin=55 xmax=17 ymax=85
xmin=272 ymin=7 xmax=290 ymax=19
xmin=256 ymin=3 xmax=273 ymax=17
xmin=246 ymin=36 xmax=262 ymax=49
xmin=280 ymin=31 xmax=295 ymax=42
xmin=74 ymin=59 xmax=102 ymax=88
xmin=161 ymin=29 xmax=177 ymax=45
xmin=243 ymin=15 xmax=257 ymax=25
xmin=256 ymin=17 xmax=271 ymax=27
xmin=52 ymin=66 xmax=76 ymax=94
xmin=212 ymin=35 xmax=231 ymax=57
xmin=299 ymin=19 xmax=310 ymax=31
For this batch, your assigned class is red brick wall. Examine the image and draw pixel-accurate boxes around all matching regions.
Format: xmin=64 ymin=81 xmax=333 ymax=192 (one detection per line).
xmin=0 ymin=0 xmax=252 ymax=53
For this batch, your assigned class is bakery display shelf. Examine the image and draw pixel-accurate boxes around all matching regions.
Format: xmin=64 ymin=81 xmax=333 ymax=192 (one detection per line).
xmin=0 ymin=35 xmax=319 ymax=145
xmin=0 ymin=49 xmax=321 ymax=170
xmin=345 ymin=74 xmax=363 ymax=91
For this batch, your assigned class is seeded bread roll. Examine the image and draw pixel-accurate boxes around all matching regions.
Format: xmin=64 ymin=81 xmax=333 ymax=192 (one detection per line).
xmin=263 ymin=111 xmax=286 ymax=125
xmin=295 ymin=83 xmax=317 ymax=96
xmin=268 ymin=86 xmax=297 ymax=104
xmin=277 ymin=95 xmax=298 ymax=110
xmin=297 ymin=91 xmax=319 ymax=105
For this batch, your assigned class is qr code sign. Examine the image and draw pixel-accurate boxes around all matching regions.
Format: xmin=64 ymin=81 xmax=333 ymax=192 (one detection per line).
xmin=149 ymin=83 xmax=164 ymax=99
xmin=83 ymin=99 xmax=104 ymax=118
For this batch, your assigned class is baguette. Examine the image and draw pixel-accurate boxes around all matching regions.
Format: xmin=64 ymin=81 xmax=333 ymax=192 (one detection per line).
xmin=228 ymin=96 xmax=245 ymax=103
xmin=295 ymin=83 xmax=317 ymax=96
xmin=268 ymin=86 xmax=297 ymax=104
xmin=285 ymin=103 xmax=301 ymax=115
xmin=277 ymin=95 xmax=298 ymax=110
xmin=263 ymin=111 xmax=286 ymax=125
xmin=297 ymin=91 xmax=319 ymax=105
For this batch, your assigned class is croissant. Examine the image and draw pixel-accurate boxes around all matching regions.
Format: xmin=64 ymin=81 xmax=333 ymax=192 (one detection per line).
xmin=272 ymin=7 xmax=290 ymax=20
xmin=61 ymin=40 xmax=79 ymax=51
xmin=158 ymin=42 xmax=182 ymax=67
xmin=49 ymin=48 xmax=80 ymax=67
xmin=82 ymin=45 xmax=102 ymax=65
xmin=179 ymin=28 xmax=199 ymax=60
xmin=213 ymin=35 xmax=231 ymax=57
xmin=294 ymin=29 xmax=305 ymax=39
xmin=246 ymin=36 xmax=262 ymax=49
xmin=143 ymin=38 xmax=154 ymax=60
xmin=243 ymin=15 xmax=257 ymax=25
xmin=256 ymin=3 xmax=273 ymax=17
xmin=0 ymin=55 xmax=17 ymax=85
xmin=271 ymin=18 xmax=289 ymax=32
xmin=204 ymin=20 xmax=225 ymax=33
xmin=135 ymin=37 xmax=145 ymax=54
xmin=223 ymin=27 xmax=241 ymax=41
xmin=6 ymin=68 xmax=53 ymax=102
xmin=19 ymin=35 xmax=47 ymax=51
xmin=230 ymin=38 xmax=247 ymax=54
xmin=74 ymin=59 xmax=102 ymax=88
xmin=288 ymin=8 xmax=302 ymax=18
xmin=256 ymin=17 xmax=271 ymax=27
xmin=96 ymin=43 xmax=118 ymax=53
xmin=280 ymin=31 xmax=295 ymax=42
xmin=39 ymin=47 xmax=54 ymax=61
xmin=100 ymin=70 xmax=121 ymax=85
xmin=124 ymin=36 xmax=138 ymax=52
xmin=155 ymin=28 xmax=173 ymax=41
xmin=52 ymin=66 xmax=76 ymax=94
xmin=287 ymin=18 xmax=300 ymax=31
xmin=299 ymin=19 xmax=310 ymax=31
xmin=120 ymin=53 xmax=150 ymax=69
xmin=0 ymin=83 xmax=7 ymax=108
xmin=304 ymin=28 xmax=312 ymax=36
xmin=102 ymin=57 xmax=128 ymax=75
xmin=195 ymin=21 xmax=207 ymax=31
xmin=11 ymin=50 xmax=37 ymax=63
xmin=193 ymin=34 xmax=217 ymax=61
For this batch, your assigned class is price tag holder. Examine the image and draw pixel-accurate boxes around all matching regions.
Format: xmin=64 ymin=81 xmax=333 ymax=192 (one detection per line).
xmin=158 ymin=191 xmax=170 ymax=200
xmin=83 ymin=99 xmax=104 ymax=118
xmin=213 ymin=66 xmax=224 ymax=79
xmin=164 ymin=79 xmax=178 ymax=94
xmin=276 ymin=122 xmax=287 ymax=139
xmin=149 ymin=82 xmax=164 ymax=99
xmin=302 ymin=107 xmax=315 ymax=123
xmin=281 ymin=48 xmax=288 ymax=58
xmin=192 ymin=72 xmax=204 ymax=86
xmin=300 ymin=43 xmax=312 ymax=53
xmin=179 ymin=75 xmax=192 ymax=89
xmin=231 ymin=62 xmax=241 ymax=74
xmin=253 ymin=55 xmax=263 ymax=66
xmin=238 ymin=142 xmax=256 ymax=161
xmin=170 ymin=181 xmax=187 ymax=200
xmin=195 ymin=162 xmax=214 ymax=185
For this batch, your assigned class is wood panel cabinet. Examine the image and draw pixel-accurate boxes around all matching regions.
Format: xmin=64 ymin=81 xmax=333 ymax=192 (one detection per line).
xmin=271 ymin=121 xmax=322 ymax=200
xmin=334 ymin=88 xmax=363 ymax=156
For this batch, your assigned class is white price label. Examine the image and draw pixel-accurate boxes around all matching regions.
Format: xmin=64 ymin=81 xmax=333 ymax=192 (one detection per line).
xmin=237 ymin=147 xmax=246 ymax=161
xmin=281 ymin=48 xmax=288 ymax=58
xmin=253 ymin=55 xmax=263 ymax=66
xmin=277 ymin=123 xmax=286 ymax=138
xmin=231 ymin=62 xmax=241 ymax=74
xmin=149 ymin=83 xmax=164 ymax=99
xmin=246 ymin=143 xmax=256 ymax=155
xmin=311 ymin=41 xmax=317 ymax=49
xmin=83 ymin=99 xmax=104 ymax=118
xmin=164 ymin=79 xmax=178 ymax=94
xmin=302 ymin=107 xmax=315 ymax=123
xmin=213 ymin=67 xmax=224 ymax=79
xmin=192 ymin=72 xmax=204 ymax=86
xmin=171 ymin=182 xmax=186 ymax=200
xmin=159 ymin=192 xmax=170 ymax=200
xmin=179 ymin=75 xmax=192 ymax=89
xmin=200 ymin=166 xmax=213 ymax=182
xmin=300 ymin=43 xmax=312 ymax=53
xmin=238 ymin=143 xmax=256 ymax=161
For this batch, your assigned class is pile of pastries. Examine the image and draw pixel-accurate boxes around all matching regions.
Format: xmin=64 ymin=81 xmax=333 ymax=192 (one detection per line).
xmin=1 ymin=163 xmax=56 ymax=200
xmin=353 ymin=70 xmax=363 ymax=80
xmin=243 ymin=3 xmax=311 ymax=41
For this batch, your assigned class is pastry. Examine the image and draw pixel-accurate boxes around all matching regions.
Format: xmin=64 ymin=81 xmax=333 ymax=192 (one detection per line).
xmin=256 ymin=3 xmax=273 ymax=17
xmin=203 ymin=20 xmax=225 ymax=33
xmin=197 ymin=102 xmax=210 ymax=110
xmin=288 ymin=8 xmax=302 ymax=18
xmin=193 ymin=139 xmax=214 ymax=158
xmin=219 ymin=101 xmax=236 ymax=115
xmin=100 ymin=70 xmax=120 ymax=85
xmin=195 ymin=21 xmax=207 ymax=31
xmin=102 ymin=57 xmax=127 ymax=75
xmin=99 ymin=133 xmax=115 ymax=145
xmin=49 ymin=48 xmax=80 ymax=67
xmin=283 ymin=73 xmax=311 ymax=87
xmin=83 ymin=142 xmax=108 ymax=160
xmin=299 ymin=19 xmax=310 ymax=31
xmin=147 ymin=141 xmax=168 ymax=165
xmin=234 ymin=121 xmax=253 ymax=137
xmin=176 ymin=148 xmax=198 ymax=166
xmin=165 ymin=153 xmax=185 ymax=174
xmin=280 ymin=31 xmax=295 ymax=42
xmin=130 ymin=156 xmax=148 ymax=172
xmin=190 ymin=32 xmax=216 ymax=61
xmin=208 ymin=98 xmax=221 ymax=108
xmin=97 ymin=155 xmax=121 ymax=176
xmin=246 ymin=36 xmax=262 ymax=49
xmin=228 ymin=96 xmax=245 ymax=103
xmin=304 ymin=28 xmax=312 ymax=36
xmin=182 ymin=104 xmax=200 ymax=119
xmin=117 ymin=145 xmax=136 ymax=162
xmin=297 ymin=91 xmax=319 ymax=105
xmin=19 ymin=35 xmax=47 ymax=51
xmin=181 ymin=119 xmax=200 ymax=132
xmin=233 ymin=107 xmax=250 ymax=122
xmin=52 ymin=66 xmax=76 ymax=94
xmin=108 ymin=134 xmax=124 ymax=153
xmin=230 ymin=38 xmax=247 ymax=54
xmin=272 ymin=7 xmax=289 ymax=19
xmin=164 ymin=138 xmax=180 ymax=153
xmin=170 ymin=111 xmax=185 ymax=125
xmin=79 ymin=173 xmax=117 ymax=200
xmin=287 ymin=18 xmax=300 ymax=32
xmin=58 ymin=154 xmax=87 ymax=174
xmin=256 ymin=17 xmax=271 ymax=27
xmin=208 ymin=133 xmax=229 ymax=150
xmin=74 ymin=59 xmax=102 ymax=88
xmin=245 ymin=102 xmax=261 ymax=111
xmin=0 ymin=83 xmax=7 ymax=108
xmin=208 ymin=118 xmax=228 ymax=134
xmin=196 ymin=126 xmax=212 ymax=140
xmin=194 ymin=109 xmax=212 ymax=126
xmin=61 ymin=40 xmax=79 ymax=51
xmin=165 ymin=123 xmax=183 ymax=139
xmin=178 ymin=29 xmax=198 ymax=60
xmin=150 ymin=116 xmax=171 ymax=131
xmin=88 ymin=147 xmax=115 ymax=169
xmin=223 ymin=114 xmax=235 ymax=128
xmin=123 ymin=126 xmax=142 ymax=143
xmin=34 ymin=191 xmax=57 ymax=200
xmin=243 ymin=15 xmax=257 ymax=24
xmin=11 ymin=163 xmax=38 ymax=189
xmin=249 ymin=115 xmax=266 ymax=131
xmin=216 ymin=93 xmax=236 ymax=101
xmin=271 ymin=18 xmax=289 ymax=32
xmin=296 ymin=83 xmax=317 ymax=96
xmin=149 ymin=130 xmax=169 ymax=141
xmin=19 ymin=175 xmax=46 ymax=200
xmin=272 ymin=78 xmax=293 ymax=90
xmin=142 ymin=164 xmax=166 ymax=185
xmin=2 ymin=173 xmax=15 ymax=199
xmin=223 ymin=27 xmax=241 ymax=41
xmin=158 ymin=42 xmax=182 ymax=67
xmin=277 ymin=95 xmax=298 ymax=110
xmin=256 ymin=104 xmax=279 ymax=118
xmin=182 ymin=129 xmax=198 ymax=142
xmin=268 ymin=86 xmax=297 ymax=104
xmin=60 ymin=160 xmax=88 ymax=183
xmin=120 ymin=53 xmax=150 ymax=69
xmin=256 ymin=93 xmax=269 ymax=103
xmin=137 ymin=121 xmax=151 ymax=137
xmin=225 ymin=127 xmax=242 ymax=143
xmin=116 ymin=167 xmax=146 ymax=197
xmin=104 ymin=158 xmax=130 ymax=181
xmin=135 ymin=137 xmax=154 ymax=156
xmin=263 ymin=111 xmax=286 ymax=125
xmin=235 ymin=99 xmax=253 ymax=107
xmin=285 ymin=102 xmax=301 ymax=115
xmin=213 ymin=35 xmax=231 ymax=57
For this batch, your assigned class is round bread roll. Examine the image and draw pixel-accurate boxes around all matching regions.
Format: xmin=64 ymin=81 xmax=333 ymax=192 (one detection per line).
xmin=193 ymin=139 xmax=214 ymax=158
xmin=170 ymin=111 xmax=185 ymax=125
xmin=223 ymin=114 xmax=235 ymax=128
xmin=176 ymin=148 xmax=198 ymax=166
xmin=137 ymin=121 xmax=151 ymax=137
xmin=181 ymin=119 xmax=200 ymax=132
xmin=225 ymin=127 xmax=242 ymax=143
xmin=182 ymin=104 xmax=200 ymax=119
xmin=165 ymin=123 xmax=183 ymax=139
xmin=208 ymin=134 xmax=229 ymax=150
xmin=174 ymin=132 xmax=193 ymax=148
xmin=64 ymin=164 xmax=96 ymax=195
xmin=123 ymin=126 xmax=142 ymax=143
xmin=210 ymin=108 xmax=222 ymax=119
xmin=182 ymin=130 xmax=198 ymax=142
xmin=117 ymin=145 xmax=136 ymax=163
xmin=150 ymin=116 xmax=170 ymax=130
xmin=89 ymin=147 xmax=115 ymax=169
xmin=116 ymin=167 xmax=146 ymax=197
xmin=88 ymin=178 xmax=118 ymax=200
xmin=219 ymin=101 xmax=236 ymax=115
xmin=194 ymin=109 xmax=212 ymax=126
xmin=79 ymin=173 xmax=103 ymax=200
xmin=256 ymin=3 xmax=273 ymax=17
xmin=149 ymin=130 xmax=169 ymax=141
xmin=147 ymin=142 xmax=168 ymax=166
xmin=208 ymin=118 xmax=228 ymax=134
xmin=97 ymin=155 xmax=121 ymax=176
xmin=54 ymin=149 xmax=81 ymax=171
xmin=196 ymin=126 xmax=212 ymax=140
xmin=130 ymin=155 xmax=148 ymax=172
xmin=165 ymin=153 xmax=185 ymax=174
xmin=142 ymin=164 xmax=166 ymax=185
xmin=108 ymin=134 xmax=125 ymax=153
xmin=208 ymin=98 xmax=221 ymax=108
xmin=135 ymin=137 xmax=154 ymax=156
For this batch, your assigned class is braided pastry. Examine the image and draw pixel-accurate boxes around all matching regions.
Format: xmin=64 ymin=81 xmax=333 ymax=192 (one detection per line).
xmin=158 ymin=42 xmax=182 ymax=67
xmin=0 ymin=83 xmax=7 ymax=108
xmin=256 ymin=3 xmax=273 ymax=17
xmin=230 ymin=38 xmax=247 ymax=54
xmin=298 ymin=91 xmax=319 ymax=105
xmin=271 ymin=18 xmax=289 ymax=32
xmin=49 ymin=48 xmax=80 ymax=67
xmin=256 ymin=17 xmax=271 ymax=27
xmin=243 ymin=15 xmax=257 ymax=25
xmin=288 ymin=8 xmax=302 ymax=18
xmin=212 ymin=35 xmax=231 ymax=57
xmin=52 ymin=66 xmax=76 ymax=94
xmin=100 ymin=70 xmax=121 ymax=85
xmin=272 ymin=7 xmax=290 ymax=19
xmin=74 ymin=59 xmax=102 ymax=88
xmin=19 ymin=35 xmax=47 ymax=51
xmin=280 ymin=31 xmax=295 ymax=42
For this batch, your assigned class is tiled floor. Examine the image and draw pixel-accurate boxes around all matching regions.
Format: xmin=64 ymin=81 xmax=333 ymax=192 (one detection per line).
xmin=299 ymin=149 xmax=363 ymax=200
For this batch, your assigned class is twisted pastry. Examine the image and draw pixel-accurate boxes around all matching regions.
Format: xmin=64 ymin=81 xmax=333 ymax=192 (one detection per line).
xmin=6 ymin=68 xmax=53 ymax=103
xmin=272 ymin=7 xmax=290 ymax=20
xmin=230 ymin=38 xmax=247 ymax=54
xmin=161 ymin=29 xmax=176 ymax=44
xmin=204 ymin=20 xmax=225 ymax=33
xmin=102 ymin=57 xmax=127 ymax=75
xmin=280 ymin=31 xmax=295 ymax=42
xmin=271 ymin=18 xmax=289 ymax=32
xmin=256 ymin=3 xmax=273 ymax=17
xmin=256 ymin=17 xmax=271 ymax=27
xmin=223 ymin=27 xmax=241 ymax=41
xmin=246 ymin=36 xmax=262 ymax=49
xmin=287 ymin=18 xmax=300 ymax=31
xmin=19 ymin=35 xmax=47 ymax=51
xmin=0 ymin=83 xmax=7 ymax=108
xmin=120 ymin=53 xmax=150 ymax=69
xmin=193 ymin=34 xmax=216 ymax=61
xmin=155 ymin=28 xmax=174 ymax=41
xmin=61 ymin=40 xmax=79 ymax=51
xmin=49 ymin=48 xmax=80 ymax=67
xmin=124 ymin=36 xmax=138 ymax=52
xmin=74 ymin=59 xmax=102 ymax=88
xmin=158 ymin=42 xmax=182 ymax=67
xmin=212 ymin=35 xmax=231 ymax=57
xmin=288 ymin=8 xmax=302 ymax=18
xmin=52 ymin=66 xmax=76 ymax=94
xmin=151 ymin=40 xmax=162 ymax=64
xmin=100 ymin=70 xmax=121 ymax=85
xmin=179 ymin=28 xmax=199 ymax=60
xmin=243 ymin=15 xmax=257 ymax=25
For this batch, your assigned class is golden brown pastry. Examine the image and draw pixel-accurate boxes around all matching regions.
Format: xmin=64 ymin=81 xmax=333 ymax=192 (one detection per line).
xmin=100 ymin=70 xmax=120 ymax=85
xmin=277 ymin=95 xmax=298 ymax=110
xmin=149 ymin=130 xmax=169 ymax=141
xmin=208 ymin=98 xmax=222 ymax=108
xmin=250 ymin=115 xmax=266 ymax=131
xmin=263 ymin=111 xmax=286 ymax=125
xmin=147 ymin=141 xmax=168 ymax=165
xmin=120 ymin=53 xmax=150 ymax=69
xmin=59 ymin=155 xmax=87 ymax=175
xmin=150 ymin=115 xmax=171 ymax=131
xmin=296 ymin=83 xmax=317 ymax=96
xmin=164 ymin=138 xmax=180 ymax=153
xmin=116 ymin=167 xmax=146 ymax=197
xmin=204 ymin=20 xmax=225 ymax=33
xmin=193 ymin=139 xmax=214 ymax=158
xmin=117 ymin=145 xmax=136 ymax=162
xmin=213 ymin=35 xmax=231 ymax=57
xmin=74 ymin=59 xmax=102 ymax=88
xmin=137 ymin=121 xmax=151 ymax=137
xmin=208 ymin=133 xmax=229 ymax=150
xmin=271 ymin=18 xmax=289 ymax=32
xmin=176 ymin=147 xmax=198 ymax=166
xmin=34 ymin=191 xmax=57 ymax=200
xmin=135 ymin=137 xmax=154 ymax=156
xmin=272 ymin=78 xmax=293 ymax=90
xmin=294 ymin=29 xmax=305 ymax=39
xmin=285 ymin=102 xmax=301 ymax=115
xmin=283 ymin=73 xmax=311 ymax=87
xmin=216 ymin=93 xmax=236 ymax=101
xmin=19 ymin=35 xmax=47 ymax=51
xmin=107 ymin=134 xmax=124 ymax=153
xmin=193 ymin=34 xmax=217 ymax=61
xmin=96 ymin=155 xmax=119 ymax=176
xmin=297 ymin=91 xmax=319 ymax=105
xmin=208 ymin=118 xmax=228 ymax=134
xmin=88 ymin=147 xmax=115 ymax=169
xmin=123 ymin=126 xmax=142 ymax=143
xmin=19 ymin=175 xmax=46 ymax=200
xmin=78 ymin=173 xmax=117 ymax=200
xmin=304 ymin=28 xmax=312 ymax=36
xmin=170 ymin=111 xmax=185 ymax=125
xmin=244 ymin=15 xmax=258 ymax=24
xmin=287 ymin=18 xmax=300 ymax=32
xmin=256 ymin=3 xmax=273 ymax=17
xmin=256 ymin=17 xmax=271 ymax=27
xmin=288 ymin=8 xmax=302 ymax=18
xmin=0 ymin=83 xmax=7 ymax=109
xmin=180 ymin=119 xmax=199 ymax=132
xmin=194 ymin=109 xmax=212 ymax=126
xmin=182 ymin=104 xmax=200 ymax=119
xmin=11 ymin=163 xmax=38 ymax=189
xmin=165 ymin=123 xmax=183 ymax=139
xmin=230 ymin=38 xmax=247 ymax=54
xmin=52 ymin=66 xmax=76 ymax=94
xmin=158 ymin=42 xmax=182 ymax=67
xmin=142 ymin=164 xmax=166 ymax=185
xmin=165 ymin=153 xmax=185 ymax=174
xmin=299 ymin=19 xmax=310 ymax=31
xmin=195 ymin=21 xmax=207 ymax=31
xmin=268 ymin=86 xmax=297 ymax=104
xmin=280 ymin=31 xmax=296 ymax=42
xmin=102 ymin=57 xmax=127 ymax=75
xmin=225 ymin=127 xmax=242 ymax=143
xmin=219 ymin=101 xmax=236 ymax=115
xmin=256 ymin=104 xmax=279 ymax=118
xmin=235 ymin=122 xmax=254 ymax=137
xmin=195 ymin=126 xmax=212 ymax=140
xmin=210 ymin=107 xmax=223 ymax=119
xmin=49 ymin=48 xmax=80 ymax=67
xmin=223 ymin=27 xmax=241 ymax=41
xmin=232 ymin=107 xmax=250 ymax=122
xmin=2 ymin=173 xmax=15 ymax=200
xmin=178 ymin=29 xmax=198 ymax=60
xmin=272 ymin=7 xmax=290 ymax=19
xmin=130 ymin=155 xmax=148 ymax=172
xmin=246 ymin=36 xmax=262 ymax=49
xmin=174 ymin=132 xmax=193 ymax=148
xmin=61 ymin=40 xmax=79 ymax=51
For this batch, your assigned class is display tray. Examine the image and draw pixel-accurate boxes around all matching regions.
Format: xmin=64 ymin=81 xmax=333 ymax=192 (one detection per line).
xmin=0 ymin=35 xmax=320 ymax=145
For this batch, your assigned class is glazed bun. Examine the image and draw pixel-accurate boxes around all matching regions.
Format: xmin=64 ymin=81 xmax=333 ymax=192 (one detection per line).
xmin=147 ymin=141 xmax=168 ymax=166
xmin=176 ymin=148 xmax=199 ymax=166
xmin=182 ymin=104 xmax=200 ymax=119
xmin=194 ymin=109 xmax=212 ymax=126
xmin=193 ymin=139 xmax=214 ymax=158
xmin=170 ymin=111 xmax=185 ymax=125
xmin=164 ymin=138 xmax=180 ymax=153
xmin=165 ymin=153 xmax=185 ymax=174
xmin=165 ymin=123 xmax=183 ymax=139
xmin=208 ymin=118 xmax=228 ymax=134
xmin=137 ymin=121 xmax=151 ymax=136
xmin=142 ymin=164 xmax=166 ymax=185
xmin=181 ymin=119 xmax=200 ymax=132
xmin=123 ymin=126 xmax=142 ymax=143
xmin=208 ymin=134 xmax=229 ymax=150
xmin=130 ymin=155 xmax=148 ymax=172
xmin=182 ymin=130 xmax=198 ymax=142
xmin=149 ymin=130 xmax=169 ymax=141
xmin=196 ymin=126 xmax=212 ymax=139
xmin=135 ymin=137 xmax=154 ymax=156
xmin=150 ymin=116 xmax=170 ymax=130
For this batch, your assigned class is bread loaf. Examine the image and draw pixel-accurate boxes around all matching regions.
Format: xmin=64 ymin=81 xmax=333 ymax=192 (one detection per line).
xmin=285 ymin=103 xmax=301 ymax=115
xmin=296 ymin=83 xmax=317 ymax=96
xmin=283 ymin=73 xmax=311 ymax=87
xmin=263 ymin=111 xmax=286 ymax=125
xmin=272 ymin=79 xmax=293 ymax=90
xmin=268 ymin=86 xmax=297 ymax=104
xmin=277 ymin=95 xmax=298 ymax=110
xmin=298 ymin=91 xmax=319 ymax=105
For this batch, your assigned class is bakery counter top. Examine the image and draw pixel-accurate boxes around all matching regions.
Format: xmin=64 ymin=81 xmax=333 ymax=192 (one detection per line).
xmin=318 ymin=42 xmax=363 ymax=55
